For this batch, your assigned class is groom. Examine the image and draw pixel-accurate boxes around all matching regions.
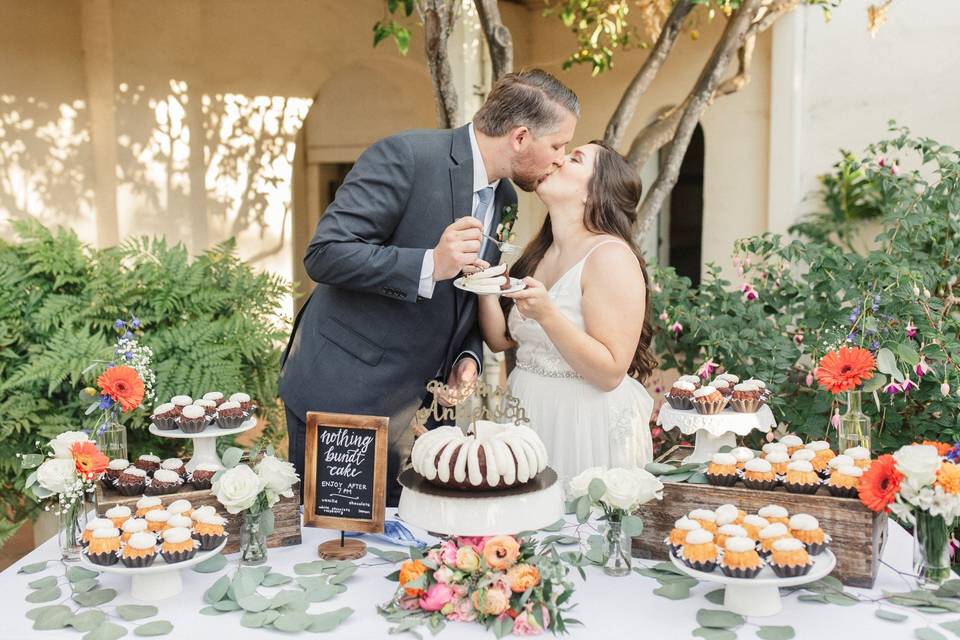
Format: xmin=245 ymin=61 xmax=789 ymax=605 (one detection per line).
xmin=279 ymin=69 xmax=579 ymax=506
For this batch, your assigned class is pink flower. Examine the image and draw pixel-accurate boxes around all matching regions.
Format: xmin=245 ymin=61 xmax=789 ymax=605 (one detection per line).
xmin=740 ymin=283 xmax=753 ymax=293
xmin=446 ymin=596 xmax=477 ymax=622
xmin=658 ymin=311 xmax=669 ymax=322
xmin=419 ymin=583 xmax=455 ymax=612
xmin=434 ymin=566 xmax=455 ymax=585
xmin=670 ymin=321 xmax=683 ymax=337
xmin=906 ymin=321 xmax=918 ymax=338
xmin=805 ymin=372 xmax=815 ymax=386
xmin=455 ymin=536 xmax=489 ymax=554
xmin=876 ymin=156 xmax=886 ymax=168
xmin=513 ymin=605 xmax=551 ymax=636
xmin=426 ymin=549 xmax=443 ymax=565
xmin=883 ymin=381 xmax=902 ymax=395
xmin=890 ymin=162 xmax=899 ymax=175
xmin=439 ymin=540 xmax=458 ymax=566
xmin=794 ymin=333 xmax=805 ymax=346
xmin=943 ymin=382 xmax=951 ymax=397
xmin=915 ymin=357 xmax=931 ymax=378
xmin=696 ymin=360 xmax=718 ymax=379
xmin=901 ymin=378 xmax=917 ymax=393
xmin=399 ymin=595 xmax=421 ymax=611
xmin=765 ymin=432 xmax=775 ymax=443
xmin=744 ymin=289 xmax=759 ymax=302
xmin=831 ymin=410 xmax=841 ymax=430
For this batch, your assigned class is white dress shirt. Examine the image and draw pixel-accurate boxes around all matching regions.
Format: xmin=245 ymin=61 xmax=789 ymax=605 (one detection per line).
xmin=418 ymin=122 xmax=500 ymax=298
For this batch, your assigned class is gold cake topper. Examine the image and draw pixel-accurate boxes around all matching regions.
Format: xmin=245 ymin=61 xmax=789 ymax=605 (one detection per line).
xmin=415 ymin=379 xmax=529 ymax=430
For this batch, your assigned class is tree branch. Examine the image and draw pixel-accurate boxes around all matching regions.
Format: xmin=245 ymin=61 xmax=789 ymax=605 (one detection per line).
xmin=474 ymin=0 xmax=513 ymax=81
xmin=625 ymin=100 xmax=686 ymax=168
xmin=604 ymin=0 xmax=695 ymax=149
xmin=636 ymin=0 xmax=766 ymax=237
xmin=714 ymin=36 xmax=755 ymax=99
xmin=418 ymin=0 xmax=460 ymax=129
xmin=748 ymin=0 xmax=801 ymax=38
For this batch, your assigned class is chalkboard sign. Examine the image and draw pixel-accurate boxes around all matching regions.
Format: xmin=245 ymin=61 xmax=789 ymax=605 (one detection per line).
xmin=303 ymin=411 xmax=388 ymax=533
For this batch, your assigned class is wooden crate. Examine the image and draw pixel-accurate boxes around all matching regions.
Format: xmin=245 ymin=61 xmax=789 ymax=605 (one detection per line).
xmin=96 ymin=483 xmax=302 ymax=554
xmin=632 ymin=482 xmax=887 ymax=588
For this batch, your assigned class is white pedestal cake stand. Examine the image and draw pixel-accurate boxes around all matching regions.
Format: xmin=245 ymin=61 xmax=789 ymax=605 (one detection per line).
xmin=397 ymin=468 xmax=564 ymax=537
xmin=79 ymin=540 xmax=227 ymax=601
xmin=657 ymin=404 xmax=775 ymax=463
xmin=670 ymin=549 xmax=836 ymax=617
xmin=149 ymin=418 xmax=256 ymax=473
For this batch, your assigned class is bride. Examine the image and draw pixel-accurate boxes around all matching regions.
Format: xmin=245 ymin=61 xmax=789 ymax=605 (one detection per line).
xmin=475 ymin=140 xmax=656 ymax=488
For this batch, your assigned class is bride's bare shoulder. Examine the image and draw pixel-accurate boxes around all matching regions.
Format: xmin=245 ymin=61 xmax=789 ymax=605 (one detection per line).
xmin=582 ymin=238 xmax=644 ymax=287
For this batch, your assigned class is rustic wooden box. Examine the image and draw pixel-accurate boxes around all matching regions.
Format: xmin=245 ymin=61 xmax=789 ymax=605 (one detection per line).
xmin=633 ymin=482 xmax=887 ymax=588
xmin=96 ymin=483 xmax=302 ymax=554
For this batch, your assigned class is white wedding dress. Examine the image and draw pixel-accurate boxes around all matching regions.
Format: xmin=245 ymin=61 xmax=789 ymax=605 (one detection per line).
xmin=507 ymin=240 xmax=655 ymax=492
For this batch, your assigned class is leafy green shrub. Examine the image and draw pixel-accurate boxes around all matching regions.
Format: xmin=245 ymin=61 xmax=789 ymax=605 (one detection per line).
xmin=0 ymin=220 xmax=291 ymax=540
xmin=649 ymin=124 xmax=960 ymax=451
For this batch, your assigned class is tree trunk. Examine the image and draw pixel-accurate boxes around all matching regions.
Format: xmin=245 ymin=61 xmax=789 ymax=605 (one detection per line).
xmin=604 ymin=0 xmax=695 ymax=149
xmin=636 ymin=0 xmax=766 ymax=237
xmin=474 ymin=0 xmax=513 ymax=81
xmin=419 ymin=0 xmax=460 ymax=129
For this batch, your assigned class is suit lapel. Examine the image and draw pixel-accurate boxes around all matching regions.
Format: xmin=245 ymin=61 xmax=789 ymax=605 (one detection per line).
xmin=449 ymin=125 xmax=473 ymax=318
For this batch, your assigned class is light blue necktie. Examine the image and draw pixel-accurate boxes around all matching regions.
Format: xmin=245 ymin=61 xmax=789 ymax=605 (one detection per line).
xmin=474 ymin=186 xmax=494 ymax=254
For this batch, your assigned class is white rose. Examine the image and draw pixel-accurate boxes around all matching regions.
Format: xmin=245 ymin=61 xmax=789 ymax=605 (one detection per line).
xmin=567 ymin=466 xmax=605 ymax=499
xmin=601 ymin=468 xmax=641 ymax=511
xmin=630 ymin=467 xmax=664 ymax=505
xmin=50 ymin=431 xmax=90 ymax=459
xmin=212 ymin=465 xmax=263 ymax=514
xmin=894 ymin=444 xmax=941 ymax=491
xmin=36 ymin=458 xmax=77 ymax=494
xmin=255 ymin=455 xmax=299 ymax=507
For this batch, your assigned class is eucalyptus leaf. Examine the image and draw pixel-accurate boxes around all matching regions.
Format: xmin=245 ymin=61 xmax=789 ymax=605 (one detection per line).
xmin=18 ymin=561 xmax=50 ymax=574
xmin=687 ymin=471 xmax=710 ymax=484
xmin=270 ymin=590 xmax=307 ymax=610
xmin=203 ymin=575 xmax=230 ymax=604
xmin=28 ymin=575 xmax=59 ymax=590
xmin=32 ymin=606 xmax=74 ymax=631
xmin=575 ymin=494 xmax=591 ymax=523
xmin=20 ymin=453 xmax=46 ymax=469
xmin=237 ymin=593 xmax=271 ymax=613
xmin=74 ymin=588 xmax=117 ymax=607
xmin=221 ymin=447 xmax=243 ymax=468
xmin=662 ymin=471 xmax=694 ymax=483
xmin=542 ymin=519 xmax=565 ymax=532
xmin=294 ymin=560 xmax=331 ymax=575
xmin=824 ymin=592 xmax=859 ymax=606
xmin=916 ymin=628 xmax=947 ymax=640
xmin=306 ymin=584 xmax=343 ymax=602
xmin=192 ymin=553 xmax=227 ymax=573
xmin=67 ymin=566 xmax=99 ymax=582
xmin=757 ymin=626 xmax=796 ymax=640
xmin=587 ymin=478 xmax=606 ymax=501
xmin=875 ymin=609 xmax=908 ymax=622
xmin=654 ymin=582 xmax=692 ymax=600
xmin=198 ymin=606 xmax=227 ymax=616
xmin=70 ymin=610 xmax=108 ymax=632
xmin=72 ymin=578 xmax=99 ymax=593
xmin=621 ymin=515 xmax=644 ymax=538
xmin=876 ymin=348 xmax=899 ymax=377
xmin=704 ymin=589 xmax=726 ymax=606
xmin=329 ymin=565 xmax=357 ymax=585
xmin=262 ymin=572 xmax=292 ymax=587
xmin=939 ymin=619 xmax=960 ymax=636
xmin=134 ymin=621 xmax=173 ymax=637
xmin=367 ymin=547 xmax=409 ymax=563
xmin=272 ymin=611 xmax=313 ymax=632
xmin=230 ymin=573 xmax=259 ymax=600
xmin=261 ymin=509 xmax=275 ymax=536
xmin=645 ymin=462 xmax=678 ymax=475
xmin=117 ymin=605 xmax=159 ymax=621
xmin=696 ymin=609 xmax=744 ymax=629
xmin=241 ymin=610 xmax=280 ymax=629
xmin=26 ymin=586 xmax=61 ymax=603
xmin=692 ymin=628 xmax=737 ymax=640
xmin=797 ymin=594 xmax=830 ymax=604
xmin=308 ymin=607 xmax=354 ymax=633
xmin=213 ymin=599 xmax=241 ymax=612
xmin=82 ymin=621 xmax=128 ymax=640
xmin=297 ymin=576 xmax=329 ymax=590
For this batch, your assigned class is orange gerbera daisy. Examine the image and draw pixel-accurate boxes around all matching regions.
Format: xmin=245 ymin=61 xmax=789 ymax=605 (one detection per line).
xmin=936 ymin=461 xmax=960 ymax=495
xmin=921 ymin=441 xmax=953 ymax=457
xmin=858 ymin=454 xmax=903 ymax=513
xmin=97 ymin=365 xmax=144 ymax=412
xmin=815 ymin=347 xmax=876 ymax=395
xmin=71 ymin=441 xmax=109 ymax=481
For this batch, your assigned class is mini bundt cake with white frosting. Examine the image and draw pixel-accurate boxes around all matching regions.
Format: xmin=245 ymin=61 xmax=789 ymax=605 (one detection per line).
xmin=411 ymin=420 xmax=549 ymax=490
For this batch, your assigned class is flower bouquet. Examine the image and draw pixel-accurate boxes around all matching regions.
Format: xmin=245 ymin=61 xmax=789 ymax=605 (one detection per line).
xmin=211 ymin=445 xmax=299 ymax=565
xmin=814 ymin=345 xmax=877 ymax=451
xmin=566 ymin=466 xmax=664 ymax=576
xmin=81 ymin=315 xmax=156 ymax=459
xmin=859 ymin=443 xmax=960 ymax=586
xmin=379 ymin=533 xmax=578 ymax=637
xmin=20 ymin=431 xmax=109 ymax=560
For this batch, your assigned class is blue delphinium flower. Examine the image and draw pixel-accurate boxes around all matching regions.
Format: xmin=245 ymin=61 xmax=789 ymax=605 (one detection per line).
xmin=870 ymin=340 xmax=880 ymax=351
xmin=125 ymin=352 xmax=134 ymax=361
xmin=98 ymin=395 xmax=113 ymax=410
xmin=114 ymin=319 xmax=125 ymax=330
xmin=947 ymin=444 xmax=960 ymax=463
xmin=846 ymin=331 xmax=857 ymax=343
xmin=131 ymin=315 xmax=141 ymax=330
xmin=848 ymin=306 xmax=861 ymax=324
xmin=123 ymin=331 xmax=134 ymax=341
xmin=872 ymin=294 xmax=881 ymax=312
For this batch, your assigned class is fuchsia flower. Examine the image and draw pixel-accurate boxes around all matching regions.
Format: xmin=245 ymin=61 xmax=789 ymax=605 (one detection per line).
xmin=883 ymin=381 xmax=903 ymax=395
xmin=419 ymin=583 xmax=455 ymax=612
xmin=906 ymin=322 xmax=918 ymax=338
xmin=740 ymin=283 xmax=759 ymax=301
xmin=697 ymin=360 xmax=719 ymax=379
xmin=806 ymin=372 xmax=815 ymax=387
xmin=915 ymin=357 xmax=931 ymax=378
xmin=658 ymin=311 xmax=669 ymax=322
xmin=670 ymin=321 xmax=683 ymax=337
xmin=831 ymin=410 xmax=841 ymax=430
xmin=901 ymin=378 xmax=917 ymax=393
xmin=943 ymin=382 xmax=952 ymax=397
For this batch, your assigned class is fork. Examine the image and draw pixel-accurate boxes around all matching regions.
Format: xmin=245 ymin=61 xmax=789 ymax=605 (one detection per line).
xmin=481 ymin=232 xmax=520 ymax=254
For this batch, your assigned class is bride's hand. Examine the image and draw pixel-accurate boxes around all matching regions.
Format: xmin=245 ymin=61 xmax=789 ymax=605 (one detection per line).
xmin=504 ymin=277 xmax=555 ymax=323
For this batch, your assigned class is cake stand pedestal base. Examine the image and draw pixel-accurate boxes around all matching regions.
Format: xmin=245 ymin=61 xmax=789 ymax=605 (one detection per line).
xmin=130 ymin=570 xmax=183 ymax=601
xmin=722 ymin=581 xmax=786 ymax=617
xmin=687 ymin=430 xmax=737 ymax=464
xmin=185 ymin=438 xmax=219 ymax=474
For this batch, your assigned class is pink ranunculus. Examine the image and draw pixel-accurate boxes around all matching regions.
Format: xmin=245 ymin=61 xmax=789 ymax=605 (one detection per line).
xmin=419 ymin=583 xmax=455 ymax=612
xmin=439 ymin=540 xmax=458 ymax=566
xmin=513 ymin=606 xmax=550 ymax=636
xmin=740 ymin=283 xmax=752 ymax=293
xmin=426 ymin=548 xmax=443 ymax=565
xmin=446 ymin=596 xmax=477 ymax=623
xmin=456 ymin=536 xmax=489 ymax=554
xmin=434 ymin=566 xmax=455 ymax=585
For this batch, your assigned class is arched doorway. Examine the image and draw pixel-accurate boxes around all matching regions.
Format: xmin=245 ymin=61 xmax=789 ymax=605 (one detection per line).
xmin=664 ymin=123 xmax=705 ymax=287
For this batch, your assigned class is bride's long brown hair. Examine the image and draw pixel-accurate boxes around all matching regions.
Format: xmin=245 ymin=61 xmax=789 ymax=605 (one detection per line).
xmin=504 ymin=139 xmax=658 ymax=382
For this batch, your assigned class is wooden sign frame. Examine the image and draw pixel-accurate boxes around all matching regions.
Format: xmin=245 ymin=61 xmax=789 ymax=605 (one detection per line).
xmin=303 ymin=411 xmax=388 ymax=534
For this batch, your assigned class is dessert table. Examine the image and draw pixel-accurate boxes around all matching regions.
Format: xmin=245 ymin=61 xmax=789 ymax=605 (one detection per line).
xmin=0 ymin=509 xmax=940 ymax=639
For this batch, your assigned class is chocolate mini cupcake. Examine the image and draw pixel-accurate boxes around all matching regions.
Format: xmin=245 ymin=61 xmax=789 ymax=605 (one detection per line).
xmin=692 ymin=386 xmax=728 ymax=415
xmin=161 ymin=527 xmax=198 ymax=563
xmin=664 ymin=380 xmax=697 ymax=410
xmin=193 ymin=399 xmax=218 ymax=417
xmin=229 ymin=392 xmax=256 ymax=413
xmin=104 ymin=458 xmax=130 ymax=484
xmin=115 ymin=467 xmax=147 ymax=496
xmin=677 ymin=374 xmax=703 ymax=387
xmin=201 ymin=391 xmax=225 ymax=407
xmin=215 ymin=400 xmax=247 ymax=429
xmin=708 ymin=378 xmax=733 ymax=398
xmin=716 ymin=373 xmax=740 ymax=386
xmin=134 ymin=454 xmax=161 ymax=475
xmin=150 ymin=402 xmax=179 ymax=430
xmin=178 ymin=404 xmax=209 ymax=434
xmin=85 ymin=528 xmax=121 ymax=566
xmin=192 ymin=511 xmax=228 ymax=550
xmin=729 ymin=383 xmax=764 ymax=413
xmin=170 ymin=395 xmax=193 ymax=416
xmin=146 ymin=469 xmax=183 ymax=496
xmin=161 ymin=458 xmax=187 ymax=479
xmin=743 ymin=378 xmax=770 ymax=400
xmin=120 ymin=532 xmax=158 ymax=568
xmin=189 ymin=462 xmax=222 ymax=490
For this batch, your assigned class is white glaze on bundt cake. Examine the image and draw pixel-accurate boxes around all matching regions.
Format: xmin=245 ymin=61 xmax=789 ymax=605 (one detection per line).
xmin=411 ymin=421 xmax=548 ymax=489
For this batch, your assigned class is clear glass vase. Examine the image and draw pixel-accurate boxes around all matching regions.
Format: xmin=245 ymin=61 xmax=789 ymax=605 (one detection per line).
xmin=94 ymin=418 xmax=128 ymax=462
xmin=240 ymin=511 xmax=268 ymax=566
xmin=603 ymin=518 xmax=632 ymax=577
xmin=838 ymin=390 xmax=871 ymax=452
xmin=913 ymin=510 xmax=953 ymax=588
xmin=58 ymin=496 xmax=90 ymax=562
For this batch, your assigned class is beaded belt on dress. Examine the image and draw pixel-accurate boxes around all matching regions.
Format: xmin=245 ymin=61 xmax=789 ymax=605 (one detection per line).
xmin=515 ymin=360 xmax=582 ymax=379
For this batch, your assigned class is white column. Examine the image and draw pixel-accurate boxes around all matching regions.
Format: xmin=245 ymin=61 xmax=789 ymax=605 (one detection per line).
xmin=766 ymin=9 xmax=806 ymax=234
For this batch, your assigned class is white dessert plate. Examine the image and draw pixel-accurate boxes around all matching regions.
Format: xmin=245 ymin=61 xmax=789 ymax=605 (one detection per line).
xmin=454 ymin=276 xmax=526 ymax=296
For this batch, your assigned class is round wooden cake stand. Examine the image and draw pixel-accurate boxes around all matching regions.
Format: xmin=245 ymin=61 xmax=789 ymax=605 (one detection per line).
xmin=149 ymin=418 xmax=256 ymax=473
xmin=397 ymin=467 xmax=564 ymax=537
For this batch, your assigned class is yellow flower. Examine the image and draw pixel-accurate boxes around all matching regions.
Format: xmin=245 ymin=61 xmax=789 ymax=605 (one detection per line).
xmin=455 ymin=546 xmax=481 ymax=572
xmin=482 ymin=536 xmax=520 ymax=571
xmin=936 ymin=461 xmax=960 ymax=495
xmin=507 ymin=563 xmax=540 ymax=593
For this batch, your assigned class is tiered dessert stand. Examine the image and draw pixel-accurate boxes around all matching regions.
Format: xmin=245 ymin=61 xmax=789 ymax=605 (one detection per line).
xmin=79 ymin=540 xmax=227 ymax=601
xmin=670 ymin=549 xmax=837 ymax=616
xmin=397 ymin=467 xmax=564 ymax=536
xmin=149 ymin=417 xmax=256 ymax=473
xmin=657 ymin=404 xmax=776 ymax=463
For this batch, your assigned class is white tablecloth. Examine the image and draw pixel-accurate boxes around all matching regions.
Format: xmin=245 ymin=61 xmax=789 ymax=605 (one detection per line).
xmin=0 ymin=509 xmax=936 ymax=639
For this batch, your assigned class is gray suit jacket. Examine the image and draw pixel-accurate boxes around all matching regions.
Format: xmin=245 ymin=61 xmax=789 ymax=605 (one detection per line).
xmin=279 ymin=124 xmax=517 ymax=444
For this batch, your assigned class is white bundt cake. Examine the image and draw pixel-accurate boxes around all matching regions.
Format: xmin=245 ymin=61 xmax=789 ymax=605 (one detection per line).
xmin=411 ymin=420 xmax=548 ymax=490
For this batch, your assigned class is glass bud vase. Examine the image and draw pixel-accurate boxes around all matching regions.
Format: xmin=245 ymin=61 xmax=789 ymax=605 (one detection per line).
xmin=58 ymin=495 xmax=90 ymax=562
xmin=838 ymin=390 xmax=871 ymax=452
xmin=95 ymin=418 xmax=128 ymax=462
xmin=240 ymin=511 xmax=268 ymax=566
xmin=603 ymin=518 xmax=632 ymax=577
xmin=913 ymin=510 xmax=952 ymax=588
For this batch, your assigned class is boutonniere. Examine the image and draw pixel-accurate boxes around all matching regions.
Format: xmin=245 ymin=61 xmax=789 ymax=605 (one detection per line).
xmin=496 ymin=203 xmax=519 ymax=242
